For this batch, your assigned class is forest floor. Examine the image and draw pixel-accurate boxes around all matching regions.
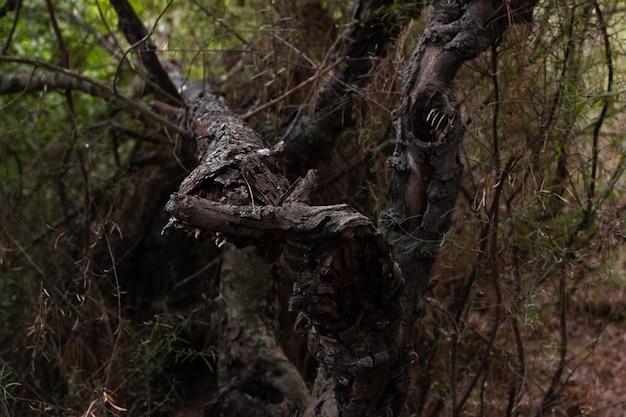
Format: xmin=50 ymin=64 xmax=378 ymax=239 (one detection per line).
xmin=175 ymin=248 xmax=626 ymax=417
xmin=547 ymin=287 xmax=626 ymax=416
xmin=514 ymin=248 xmax=626 ymax=417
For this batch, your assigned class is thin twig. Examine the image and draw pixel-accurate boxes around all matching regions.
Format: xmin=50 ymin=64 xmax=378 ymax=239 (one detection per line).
xmin=241 ymin=58 xmax=343 ymax=120
xmin=190 ymin=0 xmax=248 ymax=46
xmin=453 ymin=157 xmax=516 ymax=416
xmin=110 ymin=0 xmax=182 ymax=103
xmin=585 ymin=0 xmax=614 ymax=219
xmin=0 ymin=56 xmax=188 ymax=137
xmin=1 ymin=0 xmax=21 ymax=55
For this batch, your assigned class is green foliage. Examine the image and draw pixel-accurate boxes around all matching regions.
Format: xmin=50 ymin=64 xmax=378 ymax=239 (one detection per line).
xmin=0 ymin=364 xmax=20 ymax=417
xmin=128 ymin=314 xmax=217 ymax=390
xmin=0 ymin=0 xmax=624 ymax=415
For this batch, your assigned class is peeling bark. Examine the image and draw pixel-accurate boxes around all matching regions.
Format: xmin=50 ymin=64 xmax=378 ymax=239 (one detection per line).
xmin=164 ymin=99 xmax=408 ymax=415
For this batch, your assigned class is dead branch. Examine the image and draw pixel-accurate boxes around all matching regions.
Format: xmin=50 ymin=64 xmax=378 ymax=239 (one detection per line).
xmin=164 ymin=75 xmax=407 ymax=417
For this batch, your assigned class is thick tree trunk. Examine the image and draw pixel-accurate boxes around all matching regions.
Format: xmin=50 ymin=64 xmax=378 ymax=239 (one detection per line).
xmin=110 ymin=1 xmax=540 ymax=416
xmin=203 ymin=246 xmax=308 ymax=417
xmin=163 ymin=85 xmax=409 ymax=415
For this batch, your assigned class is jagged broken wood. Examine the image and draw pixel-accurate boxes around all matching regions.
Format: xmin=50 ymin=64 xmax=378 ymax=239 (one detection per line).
xmin=107 ymin=0 xmax=541 ymax=415
xmin=167 ymin=194 xmax=377 ymax=242
xmin=150 ymin=13 xmax=408 ymax=413
xmin=163 ymin=85 xmax=408 ymax=416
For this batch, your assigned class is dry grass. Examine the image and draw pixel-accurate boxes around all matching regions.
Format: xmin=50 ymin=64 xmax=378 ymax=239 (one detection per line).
xmin=0 ymin=1 xmax=625 ymax=416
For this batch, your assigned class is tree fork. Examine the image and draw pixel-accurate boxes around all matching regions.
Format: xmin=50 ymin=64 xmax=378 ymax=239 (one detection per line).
xmin=111 ymin=0 xmax=540 ymax=415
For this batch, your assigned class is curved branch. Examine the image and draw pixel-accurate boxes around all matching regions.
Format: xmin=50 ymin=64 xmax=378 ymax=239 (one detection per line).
xmin=0 ymin=56 xmax=187 ymax=136
xmin=280 ymin=0 xmax=418 ymax=172
xmin=384 ymin=0 xmax=539 ymax=324
xmin=109 ymin=0 xmax=182 ymax=104
xmin=44 ymin=0 xmax=75 ymax=119
xmin=586 ymin=0 xmax=614 ymax=217
xmin=0 ymin=0 xmax=21 ymax=54
xmin=165 ymin=78 xmax=408 ymax=416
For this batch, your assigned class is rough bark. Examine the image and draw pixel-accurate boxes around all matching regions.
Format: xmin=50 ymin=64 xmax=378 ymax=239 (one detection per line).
xmin=203 ymin=246 xmax=309 ymax=417
xmin=382 ymin=0 xmax=539 ymax=331
xmin=164 ymin=90 xmax=408 ymax=415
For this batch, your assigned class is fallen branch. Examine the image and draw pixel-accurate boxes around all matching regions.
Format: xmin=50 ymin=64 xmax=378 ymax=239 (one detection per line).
xmin=163 ymin=68 xmax=408 ymax=417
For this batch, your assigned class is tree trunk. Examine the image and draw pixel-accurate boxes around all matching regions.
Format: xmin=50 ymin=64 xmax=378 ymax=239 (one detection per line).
xmin=109 ymin=1 xmax=541 ymax=415
xmin=383 ymin=0 xmax=539 ymax=338
xmin=203 ymin=246 xmax=308 ymax=417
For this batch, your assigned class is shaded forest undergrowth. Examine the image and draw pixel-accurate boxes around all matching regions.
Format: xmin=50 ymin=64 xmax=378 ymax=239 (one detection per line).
xmin=1 ymin=0 xmax=625 ymax=416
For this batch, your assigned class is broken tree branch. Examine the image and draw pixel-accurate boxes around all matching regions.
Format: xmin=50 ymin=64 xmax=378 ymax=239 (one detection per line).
xmin=164 ymin=70 xmax=408 ymax=417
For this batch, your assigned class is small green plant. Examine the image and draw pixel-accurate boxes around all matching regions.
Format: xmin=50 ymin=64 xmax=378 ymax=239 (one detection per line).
xmin=0 ymin=364 xmax=20 ymax=417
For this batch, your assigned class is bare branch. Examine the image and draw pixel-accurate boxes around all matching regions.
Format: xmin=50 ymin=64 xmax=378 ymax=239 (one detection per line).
xmin=108 ymin=0 xmax=182 ymax=103
xmin=0 ymin=0 xmax=20 ymax=54
xmin=0 ymin=56 xmax=187 ymax=136
xmin=280 ymin=0 xmax=419 ymax=172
